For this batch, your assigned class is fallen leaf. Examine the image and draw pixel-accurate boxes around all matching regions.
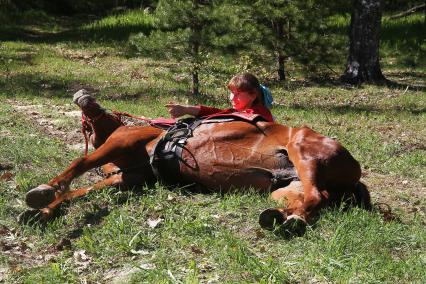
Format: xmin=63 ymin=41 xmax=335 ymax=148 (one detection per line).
xmin=255 ymin=229 xmax=265 ymax=240
xmin=73 ymin=250 xmax=92 ymax=271
xmin=167 ymin=194 xmax=176 ymax=202
xmin=0 ymin=172 xmax=13 ymax=181
xmin=130 ymin=249 xmax=149 ymax=255
xmin=0 ymin=163 xmax=13 ymax=171
xmin=190 ymin=245 xmax=204 ymax=255
xmin=139 ymin=262 xmax=155 ymax=270
xmin=0 ymin=225 xmax=10 ymax=236
xmin=146 ymin=217 xmax=163 ymax=228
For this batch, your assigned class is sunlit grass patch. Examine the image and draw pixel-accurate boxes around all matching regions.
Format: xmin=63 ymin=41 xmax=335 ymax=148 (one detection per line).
xmin=80 ymin=9 xmax=156 ymax=42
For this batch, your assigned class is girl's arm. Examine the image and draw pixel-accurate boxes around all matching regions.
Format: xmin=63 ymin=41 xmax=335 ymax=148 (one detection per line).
xmin=166 ymin=103 xmax=201 ymax=118
xmin=197 ymin=105 xmax=224 ymax=117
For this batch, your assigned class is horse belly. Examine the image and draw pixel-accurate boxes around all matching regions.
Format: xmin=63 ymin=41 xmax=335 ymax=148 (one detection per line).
xmin=178 ymin=133 xmax=282 ymax=192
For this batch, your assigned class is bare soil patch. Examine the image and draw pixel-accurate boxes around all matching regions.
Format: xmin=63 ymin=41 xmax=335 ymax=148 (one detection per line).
xmin=10 ymin=100 xmax=84 ymax=148
xmin=9 ymin=99 xmax=101 ymax=185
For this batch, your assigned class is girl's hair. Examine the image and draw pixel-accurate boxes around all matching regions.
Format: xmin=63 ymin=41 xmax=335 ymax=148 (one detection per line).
xmin=227 ymin=73 xmax=264 ymax=105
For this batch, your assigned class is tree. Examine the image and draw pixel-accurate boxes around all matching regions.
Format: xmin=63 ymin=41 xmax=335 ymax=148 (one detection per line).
xmin=251 ymin=0 xmax=293 ymax=81
xmin=342 ymin=0 xmax=386 ymax=84
xmin=131 ymin=0 xmax=246 ymax=95
xmin=244 ymin=0 xmax=332 ymax=81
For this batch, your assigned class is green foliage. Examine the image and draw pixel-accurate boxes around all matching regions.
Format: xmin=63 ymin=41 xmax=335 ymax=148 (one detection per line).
xmin=198 ymin=0 xmax=337 ymax=79
xmin=130 ymin=0 xmax=254 ymax=94
xmin=81 ymin=8 xmax=157 ymax=41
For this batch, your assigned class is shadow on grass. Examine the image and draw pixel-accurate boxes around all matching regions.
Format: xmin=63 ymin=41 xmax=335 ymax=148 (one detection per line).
xmin=0 ymin=14 xmax=154 ymax=44
xmin=266 ymin=72 xmax=426 ymax=93
xmin=382 ymin=77 xmax=426 ymax=92
xmin=288 ymin=102 xmax=425 ymax=116
xmin=0 ymin=72 xmax=93 ymax=98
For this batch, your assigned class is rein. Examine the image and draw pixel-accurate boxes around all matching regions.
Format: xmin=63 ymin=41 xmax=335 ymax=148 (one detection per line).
xmin=111 ymin=110 xmax=153 ymax=125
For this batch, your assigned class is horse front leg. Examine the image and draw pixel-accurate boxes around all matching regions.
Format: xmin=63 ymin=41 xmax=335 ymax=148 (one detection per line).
xmin=259 ymin=181 xmax=308 ymax=235
xmin=25 ymin=147 xmax=124 ymax=210
xmin=38 ymin=173 xmax=126 ymax=218
xmin=39 ymin=170 xmax=148 ymax=217
xmin=25 ymin=126 xmax=162 ymax=210
xmin=73 ymin=89 xmax=123 ymax=149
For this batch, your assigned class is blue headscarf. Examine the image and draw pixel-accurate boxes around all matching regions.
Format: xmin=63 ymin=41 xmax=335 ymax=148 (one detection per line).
xmin=260 ymin=84 xmax=273 ymax=109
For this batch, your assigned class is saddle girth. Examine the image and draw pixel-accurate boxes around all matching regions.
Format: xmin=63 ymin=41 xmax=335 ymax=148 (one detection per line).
xmin=149 ymin=118 xmax=202 ymax=184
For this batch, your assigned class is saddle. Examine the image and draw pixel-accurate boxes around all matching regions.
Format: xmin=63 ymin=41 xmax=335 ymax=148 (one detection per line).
xmin=149 ymin=113 xmax=299 ymax=189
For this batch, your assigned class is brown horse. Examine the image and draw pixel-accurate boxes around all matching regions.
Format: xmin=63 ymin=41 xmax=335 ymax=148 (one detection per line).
xmin=25 ymin=99 xmax=371 ymax=234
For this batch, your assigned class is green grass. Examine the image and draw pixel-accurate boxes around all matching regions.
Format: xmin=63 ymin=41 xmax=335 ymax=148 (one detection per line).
xmin=1 ymin=10 xmax=425 ymax=283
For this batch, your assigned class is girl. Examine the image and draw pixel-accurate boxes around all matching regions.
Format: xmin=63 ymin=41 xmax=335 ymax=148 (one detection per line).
xmin=72 ymin=73 xmax=274 ymax=150
xmin=166 ymin=73 xmax=274 ymax=122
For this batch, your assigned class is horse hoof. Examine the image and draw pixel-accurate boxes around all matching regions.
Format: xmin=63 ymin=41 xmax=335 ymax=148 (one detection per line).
xmin=259 ymin=208 xmax=286 ymax=230
xmin=25 ymin=184 xmax=56 ymax=209
xmin=277 ymin=214 xmax=307 ymax=237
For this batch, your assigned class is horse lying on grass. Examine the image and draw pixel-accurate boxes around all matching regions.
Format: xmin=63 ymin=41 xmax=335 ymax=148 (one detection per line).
xmin=25 ymin=93 xmax=371 ymax=235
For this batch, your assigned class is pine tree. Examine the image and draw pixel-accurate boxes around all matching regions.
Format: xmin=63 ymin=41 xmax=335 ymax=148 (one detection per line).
xmin=244 ymin=0 xmax=331 ymax=81
xmin=131 ymin=0 xmax=246 ymax=95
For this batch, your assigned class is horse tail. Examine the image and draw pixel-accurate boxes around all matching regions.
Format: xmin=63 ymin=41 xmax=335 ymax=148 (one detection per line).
xmin=353 ymin=181 xmax=372 ymax=211
xmin=353 ymin=182 xmax=400 ymax=222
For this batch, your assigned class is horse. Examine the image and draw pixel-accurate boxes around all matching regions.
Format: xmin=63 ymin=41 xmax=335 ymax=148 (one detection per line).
xmin=25 ymin=97 xmax=371 ymax=234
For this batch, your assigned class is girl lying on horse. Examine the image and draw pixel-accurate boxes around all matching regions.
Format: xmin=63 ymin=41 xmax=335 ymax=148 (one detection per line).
xmin=25 ymin=72 xmax=370 ymax=236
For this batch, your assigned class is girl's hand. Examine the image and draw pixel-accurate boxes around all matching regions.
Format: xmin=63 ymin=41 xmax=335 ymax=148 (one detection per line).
xmin=165 ymin=103 xmax=200 ymax=118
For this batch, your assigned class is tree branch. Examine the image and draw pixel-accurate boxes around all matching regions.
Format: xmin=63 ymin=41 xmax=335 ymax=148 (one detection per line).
xmin=389 ymin=3 xmax=425 ymax=19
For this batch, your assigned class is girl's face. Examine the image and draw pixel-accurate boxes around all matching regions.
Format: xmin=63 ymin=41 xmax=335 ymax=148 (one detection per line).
xmin=229 ymin=87 xmax=256 ymax=111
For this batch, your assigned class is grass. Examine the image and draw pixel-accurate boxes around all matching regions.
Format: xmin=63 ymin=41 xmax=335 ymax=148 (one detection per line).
xmin=0 ymin=9 xmax=425 ymax=283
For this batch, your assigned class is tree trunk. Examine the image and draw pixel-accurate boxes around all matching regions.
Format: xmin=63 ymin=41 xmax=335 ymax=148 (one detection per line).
xmin=192 ymin=70 xmax=199 ymax=96
xmin=190 ymin=27 xmax=200 ymax=95
xmin=277 ymin=53 xmax=286 ymax=81
xmin=190 ymin=0 xmax=201 ymax=95
xmin=342 ymin=0 xmax=385 ymax=84
xmin=275 ymin=19 xmax=286 ymax=81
